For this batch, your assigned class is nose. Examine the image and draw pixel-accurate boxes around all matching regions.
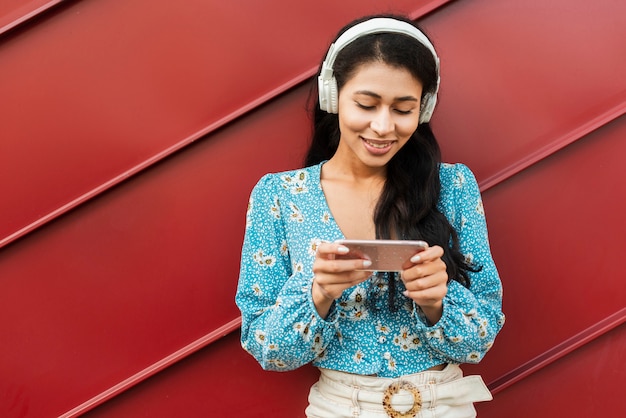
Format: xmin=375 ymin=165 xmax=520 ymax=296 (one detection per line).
xmin=370 ymin=108 xmax=394 ymax=136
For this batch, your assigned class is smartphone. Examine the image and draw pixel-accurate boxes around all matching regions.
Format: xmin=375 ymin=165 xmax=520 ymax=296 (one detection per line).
xmin=334 ymin=239 xmax=428 ymax=272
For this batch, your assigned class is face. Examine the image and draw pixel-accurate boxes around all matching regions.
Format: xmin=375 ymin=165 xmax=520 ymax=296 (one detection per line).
xmin=334 ymin=61 xmax=423 ymax=171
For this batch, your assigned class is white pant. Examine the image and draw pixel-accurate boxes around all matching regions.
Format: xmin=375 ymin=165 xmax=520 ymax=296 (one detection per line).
xmin=305 ymin=364 xmax=492 ymax=418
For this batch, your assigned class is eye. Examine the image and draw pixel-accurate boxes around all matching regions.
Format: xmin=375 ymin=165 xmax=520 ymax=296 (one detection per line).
xmin=394 ymin=108 xmax=414 ymax=115
xmin=355 ymin=102 xmax=375 ymax=110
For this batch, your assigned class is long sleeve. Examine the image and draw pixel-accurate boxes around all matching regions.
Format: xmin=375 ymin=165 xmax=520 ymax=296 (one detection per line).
xmin=235 ymin=173 xmax=339 ymax=371
xmin=414 ymin=163 xmax=505 ymax=363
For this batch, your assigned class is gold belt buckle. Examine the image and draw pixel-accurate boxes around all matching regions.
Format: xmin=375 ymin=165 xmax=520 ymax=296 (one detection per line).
xmin=382 ymin=380 xmax=422 ymax=418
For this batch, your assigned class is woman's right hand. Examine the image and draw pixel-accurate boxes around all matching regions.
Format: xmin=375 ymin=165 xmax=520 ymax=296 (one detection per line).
xmin=311 ymin=242 xmax=372 ymax=317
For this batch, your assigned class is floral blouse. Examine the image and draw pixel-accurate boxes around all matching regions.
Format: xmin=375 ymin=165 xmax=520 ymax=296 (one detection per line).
xmin=235 ymin=162 xmax=505 ymax=378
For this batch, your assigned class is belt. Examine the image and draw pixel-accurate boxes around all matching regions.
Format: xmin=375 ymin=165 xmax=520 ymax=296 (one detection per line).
xmin=318 ymin=367 xmax=492 ymax=417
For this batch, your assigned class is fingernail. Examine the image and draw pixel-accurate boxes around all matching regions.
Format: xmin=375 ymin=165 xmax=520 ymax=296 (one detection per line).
xmin=362 ymin=260 xmax=372 ymax=268
xmin=337 ymin=246 xmax=349 ymax=254
xmin=410 ymin=254 xmax=421 ymax=263
xmin=402 ymin=290 xmax=409 ymax=297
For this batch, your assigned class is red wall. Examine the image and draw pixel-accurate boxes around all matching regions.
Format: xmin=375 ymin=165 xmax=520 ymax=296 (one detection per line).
xmin=1 ymin=0 xmax=624 ymax=417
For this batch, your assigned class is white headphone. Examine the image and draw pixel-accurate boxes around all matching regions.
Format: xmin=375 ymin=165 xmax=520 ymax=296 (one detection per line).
xmin=318 ymin=17 xmax=440 ymax=124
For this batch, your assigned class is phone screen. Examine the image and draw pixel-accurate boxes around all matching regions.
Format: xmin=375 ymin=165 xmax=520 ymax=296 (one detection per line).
xmin=334 ymin=239 xmax=428 ymax=272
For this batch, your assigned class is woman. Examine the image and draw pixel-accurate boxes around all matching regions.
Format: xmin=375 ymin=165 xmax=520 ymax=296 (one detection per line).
xmin=236 ymin=14 xmax=505 ymax=418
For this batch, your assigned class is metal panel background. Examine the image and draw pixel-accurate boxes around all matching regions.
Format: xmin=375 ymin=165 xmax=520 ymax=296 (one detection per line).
xmin=85 ymin=331 xmax=321 ymax=417
xmin=471 ymin=115 xmax=626 ymax=379
xmin=0 ymin=86 xmax=311 ymax=418
xmin=0 ymin=0 xmax=63 ymax=34
xmin=428 ymin=0 xmax=626 ymax=182
xmin=0 ymin=0 xmax=624 ymax=416
xmin=0 ymin=0 xmax=425 ymax=247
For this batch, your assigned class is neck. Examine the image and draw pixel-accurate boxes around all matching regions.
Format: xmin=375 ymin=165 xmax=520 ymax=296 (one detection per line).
xmin=323 ymin=156 xmax=387 ymax=185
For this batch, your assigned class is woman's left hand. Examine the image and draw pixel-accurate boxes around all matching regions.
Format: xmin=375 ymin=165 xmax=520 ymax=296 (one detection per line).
xmin=401 ymin=245 xmax=448 ymax=324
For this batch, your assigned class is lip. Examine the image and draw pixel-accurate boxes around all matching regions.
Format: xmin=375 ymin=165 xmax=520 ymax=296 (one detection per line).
xmin=361 ymin=137 xmax=395 ymax=155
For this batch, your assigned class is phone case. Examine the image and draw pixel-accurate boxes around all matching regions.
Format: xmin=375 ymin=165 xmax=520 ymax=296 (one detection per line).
xmin=334 ymin=239 xmax=428 ymax=272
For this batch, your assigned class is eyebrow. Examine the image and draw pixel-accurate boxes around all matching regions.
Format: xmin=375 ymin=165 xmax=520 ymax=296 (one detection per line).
xmin=353 ymin=90 xmax=419 ymax=102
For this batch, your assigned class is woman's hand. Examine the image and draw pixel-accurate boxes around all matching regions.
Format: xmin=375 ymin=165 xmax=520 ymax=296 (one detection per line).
xmin=401 ymin=245 xmax=448 ymax=325
xmin=311 ymin=242 xmax=372 ymax=318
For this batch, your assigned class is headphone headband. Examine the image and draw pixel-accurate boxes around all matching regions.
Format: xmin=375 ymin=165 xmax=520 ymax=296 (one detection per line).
xmin=318 ymin=17 xmax=440 ymax=123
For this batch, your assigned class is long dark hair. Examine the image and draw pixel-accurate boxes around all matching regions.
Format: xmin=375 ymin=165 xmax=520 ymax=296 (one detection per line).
xmin=305 ymin=14 xmax=479 ymax=290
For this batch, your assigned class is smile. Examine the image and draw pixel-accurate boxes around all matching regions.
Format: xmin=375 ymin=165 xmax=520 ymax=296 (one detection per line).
xmin=361 ymin=137 xmax=396 ymax=155
xmin=365 ymin=140 xmax=390 ymax=149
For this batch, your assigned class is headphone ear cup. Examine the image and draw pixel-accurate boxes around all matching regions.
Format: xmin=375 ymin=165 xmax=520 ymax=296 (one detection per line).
xmin=318 ymin=76 xmax=339 ymax=113
xmin=318 ymin=76 xmax=329 ymax=112
xmin=327 ymin=77 xmax=339 ymax=114
xmin=419 ymin=92 xmax=437 ymax=124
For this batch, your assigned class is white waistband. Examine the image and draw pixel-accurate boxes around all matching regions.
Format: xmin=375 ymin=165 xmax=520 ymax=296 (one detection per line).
xmin=317 ymin=365 xmax=492 ymax=409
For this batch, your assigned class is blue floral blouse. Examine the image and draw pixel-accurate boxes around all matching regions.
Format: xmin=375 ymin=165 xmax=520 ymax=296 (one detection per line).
xmin=235 ymin=162 xmax=505 ymax=378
